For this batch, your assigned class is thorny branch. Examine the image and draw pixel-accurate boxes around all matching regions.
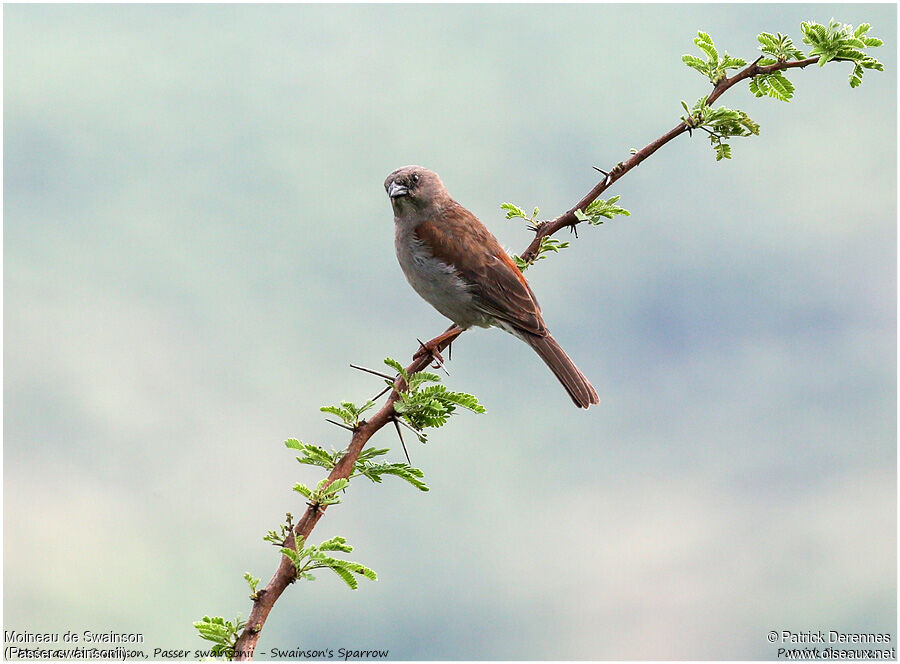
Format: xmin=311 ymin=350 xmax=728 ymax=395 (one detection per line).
xmin=234 ymin=54 xmax=823 ymax=660
xmin=519 ymin=56 xmax=819 ymax=263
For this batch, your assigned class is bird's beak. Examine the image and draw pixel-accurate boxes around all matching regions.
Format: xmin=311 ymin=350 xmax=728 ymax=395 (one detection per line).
xmin=388 ymin=182 xmax=408 ymax=199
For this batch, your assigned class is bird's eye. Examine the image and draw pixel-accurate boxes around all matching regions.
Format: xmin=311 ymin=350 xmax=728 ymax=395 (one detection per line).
xmin=411 ymin=173 xmax=419 ymax=183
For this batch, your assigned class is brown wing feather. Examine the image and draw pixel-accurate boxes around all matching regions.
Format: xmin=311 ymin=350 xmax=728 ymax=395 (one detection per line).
xmin=415 ymin=203 xmax=546 ymax=336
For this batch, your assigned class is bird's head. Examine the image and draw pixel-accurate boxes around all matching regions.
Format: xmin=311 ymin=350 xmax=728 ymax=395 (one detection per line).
xmin=384 ymin=166 xmax=447 ymax=216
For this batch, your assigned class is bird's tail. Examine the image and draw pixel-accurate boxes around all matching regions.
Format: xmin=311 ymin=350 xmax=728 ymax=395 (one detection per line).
xmin=524 ymin=332 xmax=599 ymax=409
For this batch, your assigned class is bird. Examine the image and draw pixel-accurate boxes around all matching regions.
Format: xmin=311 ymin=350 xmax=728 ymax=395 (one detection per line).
xmin=385 ymin=165 xmax=599 ymax=409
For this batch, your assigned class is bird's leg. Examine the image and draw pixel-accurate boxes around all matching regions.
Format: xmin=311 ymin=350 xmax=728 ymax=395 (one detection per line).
xmin=413 ymin=325 xmax=462 ymax=368
xmin=415 ymin=337 xmax=445 ymax=369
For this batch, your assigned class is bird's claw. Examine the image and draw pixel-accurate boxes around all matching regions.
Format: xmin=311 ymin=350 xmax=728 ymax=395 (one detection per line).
xmin=414 ymin=338 xmax=445 ymax=370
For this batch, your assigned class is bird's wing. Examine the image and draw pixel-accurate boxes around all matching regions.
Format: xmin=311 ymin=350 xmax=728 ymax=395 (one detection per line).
xmin=415 ymin=204 xmax=547 ymax=336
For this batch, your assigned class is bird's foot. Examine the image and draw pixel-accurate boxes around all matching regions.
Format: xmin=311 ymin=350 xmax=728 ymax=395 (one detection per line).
xmin=412 ymin=326 xmax=462 ymax=373
xmin=414 ymin=337 xmax=446 ymax=370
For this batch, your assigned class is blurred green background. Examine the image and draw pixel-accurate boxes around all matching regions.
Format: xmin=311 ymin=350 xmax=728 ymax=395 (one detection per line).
xmin=4 ymin=4 xmax=896 ymax=660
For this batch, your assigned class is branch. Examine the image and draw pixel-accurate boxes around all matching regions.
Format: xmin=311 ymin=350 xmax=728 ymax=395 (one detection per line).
xmin=232 ymin=46 xmax=865 ymax=659
xmin=519 ymin=56 xmax=818 ymax=263
xmin=233 ymin=327 xmax=461 ymax=659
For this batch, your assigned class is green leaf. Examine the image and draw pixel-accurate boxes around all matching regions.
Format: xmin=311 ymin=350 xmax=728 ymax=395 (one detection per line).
xmin=694 ymin=31 xmax=719 ymax=67
xmin=682 ymin=54 xmax=708 ymax=73
xmin=408 ymin=370 xmax=441 ymax=389
xmin=714 ymin=141 xmax=732 ymax=161
xmin=501 ymin=201 xmax=541 ymax=229
xmin=320 ymin=405 xmax=353 ymax=425
xmin=393 ymin=371 xmax=484 ymax=436
xmin=500 ymin=202 xmax=527 ymax=219
xmin=721 ymin=54 xmax=747 ymax=70
xmin=283 ymin=536 xmax=377 ymax=590
xmin=351 ymin=562 xmax=378 ymax=581
xmin=511 ymin=254 xmax=529 ymax=271
xmin=800 ymin=19 xmax=883 ymax=85
xmin=244 ymin=572 xmax=260 ymax=597
xmin=355 ymin=447 xmax=390 ymax=463
xmin=352 ymin=448 xmax=430 ymax=491
xmin=318 ymin=536 xmax=353 ymax=553
xmin=766 ymin=71 xmax=794 ymax=101
xmin=757 ymin=31 xmax=805 ymax=61
xmin=322 ymin=478 xmax=348 ymax=495
xmin=326 ymin=563 xmax=359 ymax=589
xmin=748 ymin=76 xmax=765 ymax=97
xmin=193 ymin=614 xmax=246 ymax=658
xmin=293 ymin=442 xmax=340 ymax=471
xmin=383 ymin=357 xmax=408 ymax=381
xmin=578 ymin=196 xmax=631 ymax=224
xmin=371 ymin=464 xmax=429 ymax=491
xmin=320 ymin=399 xmax=375 ymax=427
xmin=263 ymin=513 xmax=294 ymax=546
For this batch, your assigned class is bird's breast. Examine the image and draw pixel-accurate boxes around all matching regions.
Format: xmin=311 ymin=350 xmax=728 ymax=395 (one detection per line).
xmin=394 ymin=222 xmax=490 ymax=329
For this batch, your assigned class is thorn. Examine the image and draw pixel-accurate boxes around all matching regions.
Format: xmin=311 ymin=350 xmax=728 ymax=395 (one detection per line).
xmin=393 ymin=415 xmax=422 ymax=437
xmin=350 ymin=363 xmax=395 ymax=380
xmin=416 ymin=337 xmax=448 ymax=373
xmin=325 ymin=419 xmax=356 ymax=432
xmin=371 ymin=384 xmax=393 ymax=401
xmin=592 ymin=165 xmax=612 ymax=185
xmin=392 ymin=418 xmax=411 ymax=464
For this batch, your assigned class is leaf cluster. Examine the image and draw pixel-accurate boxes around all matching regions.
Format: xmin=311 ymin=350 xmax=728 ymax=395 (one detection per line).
xmin=512 ymin=236 xmax=570 ymax=271
xmin=281 ymin=535 xmax=377 ymax=590
xmin=801 ymin=20 xmax=883 ymax=87
xmin=193 ymin=615 xmax=246 ymax=660
xmin=293 ymin=477 xmax=348 ymax=509
xmin=682 ymin=31 xmax=747 ymax=84
xmin=681 ymin=98 xmax=760 ymax=161
xmin=384 ymin=357 xmax=484 ymax=443
xmin=757 ymin=31 xmax=806 ymax=63
xmin=748 ymin=32 xmax=803 ymax=101
xmin=320 ymin=400 xmax=375 ymax=428
xmin=574 ymin=196 xmax=631 ymax=226
xmin=263 ymin=512 xmax=294 ymax=546
xmin=244 ymin=572 xmax=260 ymax=600
xmin=682 ymin=30 xmax=791 ymax=120
xmin=748 ymin=69 xmax=795 ymax=102
xmin=683 ymin=22 xmax=883 ymax=114
xmin=285 ymin=438 xmax=429 ymax=491
xmin=351 ymin=445 xmax=429 ymax=491
xmin=501 ymin=202 xmax=541 ymax=230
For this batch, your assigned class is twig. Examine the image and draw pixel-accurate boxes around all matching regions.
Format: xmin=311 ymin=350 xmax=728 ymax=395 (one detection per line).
xmin=518 ymin=56 xmax=819 ymax=263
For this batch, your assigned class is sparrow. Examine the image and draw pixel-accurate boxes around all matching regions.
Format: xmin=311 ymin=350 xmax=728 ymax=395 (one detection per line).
xmin=385 ymin=165 xmax=599 ymax=409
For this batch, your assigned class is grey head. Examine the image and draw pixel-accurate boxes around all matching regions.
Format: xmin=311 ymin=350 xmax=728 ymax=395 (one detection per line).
xmin=384 ymin=166 xmax=449 ymax=217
